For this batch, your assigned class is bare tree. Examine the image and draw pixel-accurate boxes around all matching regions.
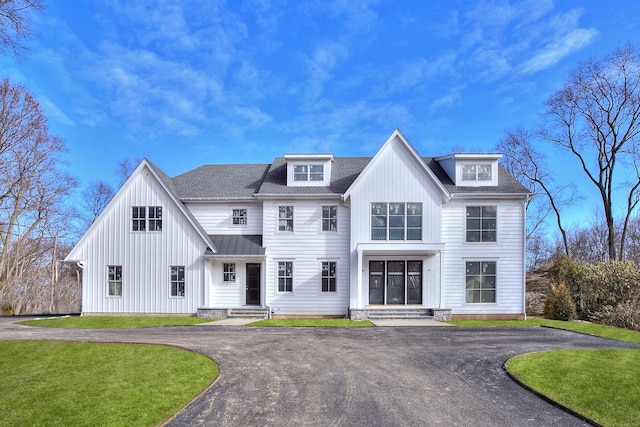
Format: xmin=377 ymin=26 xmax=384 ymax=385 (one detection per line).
xmin=496 ymin=126 xmax=578 ymax=256
xmin=117 ymin=157 xmax=142 ymax=186
xmin=542 ymin=45 xmax=640 ymax=261
xmin=0 ymin=0 xmax=44 ymax=59
xmin=81 ymin=180 xmax=114 ymax=227
xmin=0 ymin=78 xmax=76 ymax=307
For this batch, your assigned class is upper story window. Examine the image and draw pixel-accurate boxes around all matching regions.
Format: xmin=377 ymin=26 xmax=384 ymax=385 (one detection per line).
xmin=466 ymin=206 xmax=496 ymax=242
xmin=322 ymin=206 xmax=337 ymax=232
xmin=132 ymin=206 xmax=162 ymax=232
xmin=278 ymin=206 xmax=294 ymax=232
xmin=294 ymin=164 xmax=324 ymax=181
xmin=232 ymin=209 xmax=247 ymax=226
xmin=371 ymin=203 xmax=422 ymax=241
xmin=462 ymin=164 xmax=492 ymax=181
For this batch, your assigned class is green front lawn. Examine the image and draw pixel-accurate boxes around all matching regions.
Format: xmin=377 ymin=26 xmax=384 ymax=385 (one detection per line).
xmin=506 ymin=349 xmax=640 ymax=426
xmin=248 ymin=318 xmax=374 ymax=327
xmin=18 ymin=315 xmax=213 ymax=329
xmin=0 ymin=340 xmax=218 ymax=426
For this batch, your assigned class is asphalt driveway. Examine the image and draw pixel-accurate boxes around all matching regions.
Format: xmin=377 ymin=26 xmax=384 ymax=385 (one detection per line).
xmin=0 ymin=319 xmax=638 ymax=426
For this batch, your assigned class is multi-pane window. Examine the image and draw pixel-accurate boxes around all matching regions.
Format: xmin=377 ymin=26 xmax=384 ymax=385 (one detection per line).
xmin=371 ymin=203 xmax=422 ymax=241
xmin=132 ymin=207 xmax=146 ymax=231
xmin=232 ymin=209 xmax=247 ymax=225
xmin=148 ymin=206 xmax=162 ymax=231
xmin=466 ymin=206 xmax=497 ymax=242
xmin=223 ymin=263 xmax=236 ymax=282
xmin=278 ymin=261 xmax=293 ymax=292
xmin=170 ymin=266 xmax=185 ymax=297
xmin=466 ymin=261 xmax=496 ymax=303
xmin=294 ymin=164 xmax=324 ymax=181
xmin=132 ymin=206 xmax=162 ymax=232
xmin=462 ymin=164 xmax=492 ymax=181
xmin=321 ymin=261 xmax=336 ymax=292
xmin=278 ymin=206 xmax=294 ymax=232
xmin=107 ymin=265 xmax=122 ymax=297
xmin=322 ymin=206 xmax=337 ymax=232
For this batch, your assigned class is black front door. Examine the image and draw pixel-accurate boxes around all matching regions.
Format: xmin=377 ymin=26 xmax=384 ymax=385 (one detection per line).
xmin=246 ymin=263 xmax=261 ymax=305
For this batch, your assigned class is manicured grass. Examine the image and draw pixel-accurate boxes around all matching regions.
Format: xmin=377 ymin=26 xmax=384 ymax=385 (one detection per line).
xmin=18 ymin=315 xmax=213 ymax=329
xmin=448 ymin=318 xmax=640 ymax=344
xmin=0 ymin=340 xmax=218 ymax=426
xmin=506 ymin=349 xmax=640 ymax=426
xmin=248 ymin=318 xmax=374 ymax=327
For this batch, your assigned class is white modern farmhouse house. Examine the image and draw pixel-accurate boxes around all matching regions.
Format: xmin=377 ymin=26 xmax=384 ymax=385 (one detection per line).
xmin=66 ymin=129 xmax=531 ymax=320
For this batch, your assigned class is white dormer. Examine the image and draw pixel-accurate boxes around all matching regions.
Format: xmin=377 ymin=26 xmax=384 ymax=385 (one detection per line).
xmin=435 ymin=153 xmax=502 ymax=187
xmin=285 ymin=154 xmax=334 ymax=187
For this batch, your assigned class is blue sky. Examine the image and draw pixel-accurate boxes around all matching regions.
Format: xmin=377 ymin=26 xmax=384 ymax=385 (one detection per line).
xmin=2 ymin=0 xmax=638 ymax=227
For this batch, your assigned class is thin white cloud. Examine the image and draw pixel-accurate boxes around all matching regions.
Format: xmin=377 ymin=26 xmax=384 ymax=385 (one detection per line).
xmin=521 ymin=28 xmax=598 ymax=73
xmin=38 ymin=95 xmax=76 ymax=127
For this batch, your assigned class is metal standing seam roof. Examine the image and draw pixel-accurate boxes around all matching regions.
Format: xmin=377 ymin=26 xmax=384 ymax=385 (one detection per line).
xmin=206 ymin=235 xmax=265 ymax=256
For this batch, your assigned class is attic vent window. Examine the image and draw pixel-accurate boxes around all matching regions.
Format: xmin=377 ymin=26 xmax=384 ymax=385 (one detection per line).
xmin=462 ymin=164 xmax=492 ymax=181
xmin=294 ymin=164 xmax=324 ymax=181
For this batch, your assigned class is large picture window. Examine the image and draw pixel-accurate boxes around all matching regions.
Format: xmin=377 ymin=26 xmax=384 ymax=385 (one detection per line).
xmin=466 ymin=261 xmax=496 ymax=303
xmin=107 ymin=265 xmax=122 ymax=297
xmin=466 ymin=206 xmax=496 ymax=242
xmin=278 ymin=261 xmax=293 ymax=292
xmin=371 ymin=203 xmax=422 ymax=241
xmin=170 ymin=266 xmax=185 ymax=297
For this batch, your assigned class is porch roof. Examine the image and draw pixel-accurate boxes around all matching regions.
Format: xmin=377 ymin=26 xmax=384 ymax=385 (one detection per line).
xmin=205 ymin=235 xmax=266 ymax=257
xmin=356 ymin=242 xmax=445 ymax=256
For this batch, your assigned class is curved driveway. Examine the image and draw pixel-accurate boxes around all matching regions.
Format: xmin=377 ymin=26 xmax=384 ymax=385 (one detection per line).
xmin=1 ymin=319 xmax=638 ymax=426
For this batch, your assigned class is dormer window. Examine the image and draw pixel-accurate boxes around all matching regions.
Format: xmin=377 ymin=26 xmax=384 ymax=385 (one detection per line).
xmin=462 ymin=164 xmax=492 ymax=181
xmin=294 ymin=164 xmax=324 ymax=182
xmin=285 ymin=154 xmax=333 ymax=187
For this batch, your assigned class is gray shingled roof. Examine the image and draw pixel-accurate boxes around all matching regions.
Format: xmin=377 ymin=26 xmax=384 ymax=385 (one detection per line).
xmin=172 ymin=164 xmax=270 ymax=199
xmin=167 ymin=156 xmax=529 ymax=200
xmin=207 ymin=235 xmax=265 ymax=256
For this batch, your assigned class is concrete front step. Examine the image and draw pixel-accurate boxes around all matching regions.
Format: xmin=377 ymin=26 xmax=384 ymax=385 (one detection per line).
xmin=227 ymin=308 xmax=269 ymax=319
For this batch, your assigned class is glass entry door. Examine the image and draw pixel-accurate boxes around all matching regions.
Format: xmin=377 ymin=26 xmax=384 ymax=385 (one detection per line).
xmin=368 ymin=260 xmax=422 ymax=305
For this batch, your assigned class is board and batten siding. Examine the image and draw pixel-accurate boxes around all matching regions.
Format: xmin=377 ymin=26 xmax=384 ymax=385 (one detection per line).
xmin=185 ymin=202 xmax=263 ymax=235
xmin=347 ymin=140 xmax=445 ymax=309
xmin=73 ymin=166 xmax=207 ymax=314
xmin=262 ymin=200 xmax=350 ymax=315
xmin=441 ymin=198 xmax=526 ymax=315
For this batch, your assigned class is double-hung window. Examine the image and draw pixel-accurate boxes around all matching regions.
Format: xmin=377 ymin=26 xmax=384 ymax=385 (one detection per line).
xmin=322 ymin=206 xmax=337 ymax=232
xmin=465 ymin=261 xmax=496 ymax=303
xmin=107 ymin=265 xmax=122 ymax=297
xmin=321 ymin=261 xmax=336 ymax=292
xmin=170 ymin=266 xmax=185 ymax=297
xmin=278 ymin=261 xmax=293 ymax=292
xmin=232 ymin=209 xmax=247 ymax=225
xmin=278 ymin=206 xmax=294 ymax=232
xmin=223 ymin=263 xmax=236 ymax=282
xmin=466 ymin=206 xmax=497 ymax=242
xmin=148 ymin=207 xmax=162 ymax=231
xmin=371 ymin=203 xmax=422 ymax=241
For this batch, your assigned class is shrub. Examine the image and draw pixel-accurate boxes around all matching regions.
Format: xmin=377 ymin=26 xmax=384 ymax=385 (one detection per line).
xmin=606 ymin=294 xmax=640 ymax=331
xmin=0 ymin=303 xmax=14 ymax=316
xmin=544 ymin=280 xmax=577 ymax=321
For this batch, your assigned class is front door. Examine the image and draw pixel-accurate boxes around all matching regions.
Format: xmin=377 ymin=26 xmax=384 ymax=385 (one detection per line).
xmin=246 ymin=263 xmax=261 ymax=305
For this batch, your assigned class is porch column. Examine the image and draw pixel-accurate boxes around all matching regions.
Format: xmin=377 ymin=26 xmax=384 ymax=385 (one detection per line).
xmin=438 ymin=250 xmax=444 ymax=309
xmin=357 ymin=248 xmax=363 ymax=309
